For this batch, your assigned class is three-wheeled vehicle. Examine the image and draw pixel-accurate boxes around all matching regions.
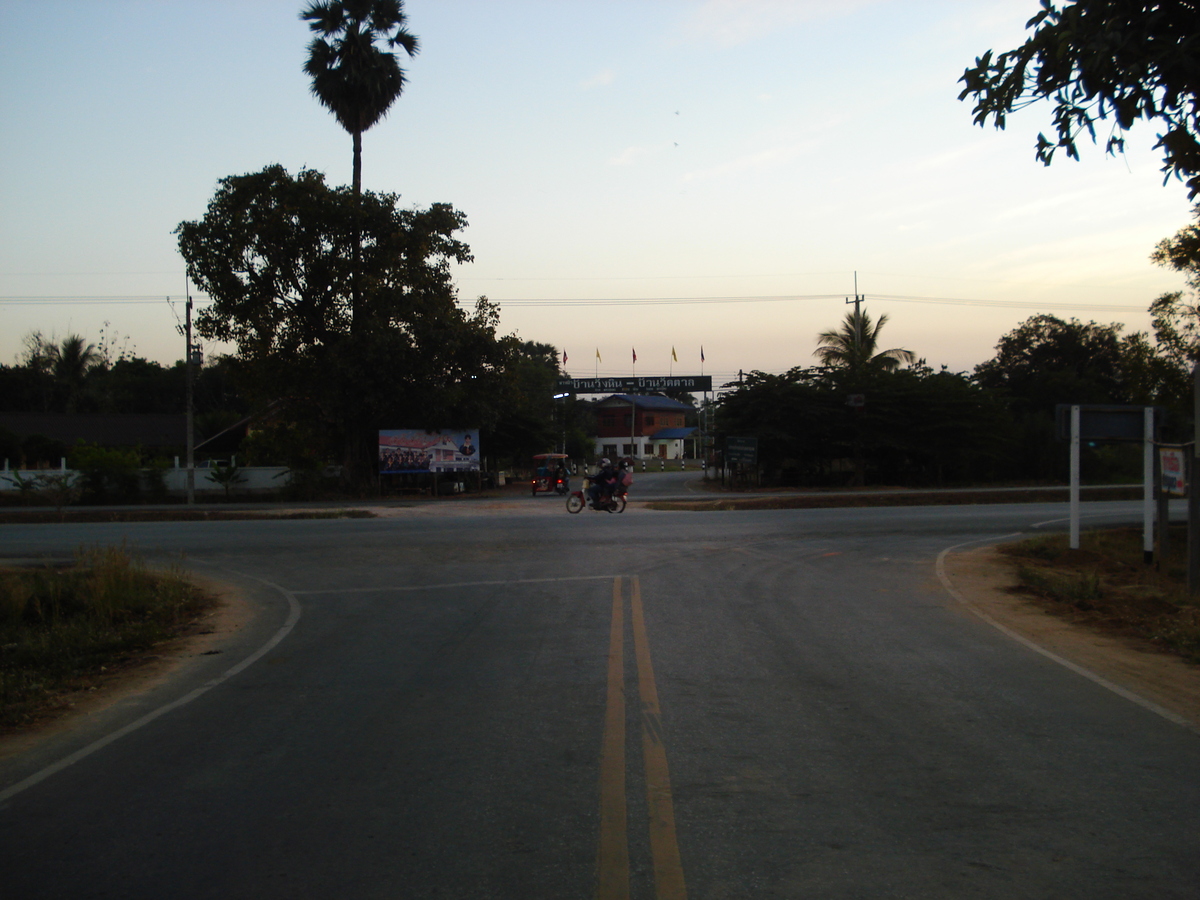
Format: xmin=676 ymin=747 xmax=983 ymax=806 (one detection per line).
xmin=531 ymin=453 xmax=572 ymax=496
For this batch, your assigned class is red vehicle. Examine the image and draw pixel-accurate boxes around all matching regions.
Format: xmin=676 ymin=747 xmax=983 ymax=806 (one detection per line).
xmin=531 ymin=453 xmax=571 ymax=496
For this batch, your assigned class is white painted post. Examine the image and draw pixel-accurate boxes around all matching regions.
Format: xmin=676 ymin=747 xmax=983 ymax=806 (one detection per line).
xmin=1144 ymin=406 xmax=1155 ymax=564
xmin=1070 ymin=405 xmax=1081 ymax=550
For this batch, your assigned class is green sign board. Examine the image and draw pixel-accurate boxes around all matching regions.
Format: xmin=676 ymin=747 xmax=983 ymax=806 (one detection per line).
xmin=725 ymin=436 xmax=757 ymax=466
xmin=557 ymin=376 xmax=712 ymax=394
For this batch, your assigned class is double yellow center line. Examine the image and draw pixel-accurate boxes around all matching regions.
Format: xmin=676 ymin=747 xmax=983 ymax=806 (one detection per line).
xmin=597 ymin=576 xmax=688 ymax=900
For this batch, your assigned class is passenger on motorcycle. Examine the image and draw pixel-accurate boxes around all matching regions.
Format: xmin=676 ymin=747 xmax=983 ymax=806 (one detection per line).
xmin=587 ymin=458 xmax=619 ymax=509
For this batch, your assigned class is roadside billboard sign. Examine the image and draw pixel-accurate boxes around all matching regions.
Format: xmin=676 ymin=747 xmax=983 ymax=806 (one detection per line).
xmin=379 ymin=429 xmax=480 ymax=474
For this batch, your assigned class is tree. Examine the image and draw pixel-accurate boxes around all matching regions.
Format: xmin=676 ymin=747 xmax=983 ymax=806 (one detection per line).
xmin=301 ymin=0 xmax=419 ymax=195
xmin=53 ymin=335 xmax=102 ymax=412
xmin=975 ymin=314 xmax=1129 ymax=410
xmin=1150 ymin=205 xmax=1200 ymax=362
xmin=176 ymin=165 xmax=505 ymax=485
xmin=960 ymin=1 xmax=1200 ymax=198
xmin=814 ymin=307 xmax=915 ymax=376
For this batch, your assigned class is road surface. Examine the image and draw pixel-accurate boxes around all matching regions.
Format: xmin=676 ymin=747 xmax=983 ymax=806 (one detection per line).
xmin=0 ymin=497 xmax=1196 ymax=898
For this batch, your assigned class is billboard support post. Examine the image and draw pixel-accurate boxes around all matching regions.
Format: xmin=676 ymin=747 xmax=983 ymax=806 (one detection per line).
xmin=1143 ymin=406 xmax=1155 ymax=565
xmin=1070 ymin=405 xmax=1080 ymax=550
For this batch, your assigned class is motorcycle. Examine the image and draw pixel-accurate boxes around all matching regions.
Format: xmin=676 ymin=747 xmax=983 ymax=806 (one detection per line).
xmin=566 ymin=478 xmax=627 ymax=514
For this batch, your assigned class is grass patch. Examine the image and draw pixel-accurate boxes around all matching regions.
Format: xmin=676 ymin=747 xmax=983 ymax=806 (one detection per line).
xmin=0 ymin=508 xmax=377 ymax=524
xmin=647 ymin=486 xmax=1142 ymax=512
xmin=999 ymin=527 xmax=1200 ymax=664
xmin=0 ymin=546 xmax=215 ymax=730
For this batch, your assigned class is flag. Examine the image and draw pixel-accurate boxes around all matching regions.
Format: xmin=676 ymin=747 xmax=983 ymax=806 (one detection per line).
xmin=671 ymin=347 xmax=677 ymax=362
xmin=562 ymin=349 xmax=568 ymax=365
xmin=595 ymin=348 xmax=601 ymax=362
xmin=701 ymin=346 xmax=705 ymax=362
xmin=632 ymin=348 xmax=637 ymax=364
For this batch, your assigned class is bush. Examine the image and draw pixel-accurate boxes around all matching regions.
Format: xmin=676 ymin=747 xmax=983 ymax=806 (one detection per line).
xmin=68 ymin=442 xmax=143 ymax=503
xmin=0 ymin=546 xmax=212 ymax=727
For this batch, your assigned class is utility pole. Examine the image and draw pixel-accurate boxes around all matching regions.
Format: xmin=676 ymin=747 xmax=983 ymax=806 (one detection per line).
xmin=1189 ymin=363 xmax=1200 ymax=595
xmin=185 ymin=290 xmax=196 ymax=506
xmin=845 ymin=270 xmax=863 ymax=344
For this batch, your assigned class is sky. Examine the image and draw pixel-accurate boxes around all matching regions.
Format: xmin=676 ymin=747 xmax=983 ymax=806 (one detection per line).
xmin=1 ymin=0 xmax=1196 ymax=391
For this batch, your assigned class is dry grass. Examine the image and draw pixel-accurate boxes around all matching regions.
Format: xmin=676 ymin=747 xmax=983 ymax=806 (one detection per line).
xmin=0 ymin=546 xmax=215 ymax=729
xmin=1000 ymin=527 xmax=1200 ymax=664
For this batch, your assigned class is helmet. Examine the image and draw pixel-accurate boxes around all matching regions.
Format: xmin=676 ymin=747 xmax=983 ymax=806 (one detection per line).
xmin=600 ymin=458 xmax=611 ymax=466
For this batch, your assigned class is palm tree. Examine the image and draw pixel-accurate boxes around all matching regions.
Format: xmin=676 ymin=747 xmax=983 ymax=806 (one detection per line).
xmin=301 ymin=0 xmax=419 ymax=195
xmin=52 ymin=334 xmax=102 ymax=412
xmin=814 ymin=308 xmax=915 ymax=376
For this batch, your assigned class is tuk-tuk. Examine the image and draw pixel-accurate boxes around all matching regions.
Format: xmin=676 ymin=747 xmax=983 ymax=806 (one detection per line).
xmin=532 ymin=453 xmax=571 ymax=495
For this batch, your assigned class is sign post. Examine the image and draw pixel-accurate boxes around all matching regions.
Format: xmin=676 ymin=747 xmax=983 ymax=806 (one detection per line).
xmin=1058 ymin=404 xmax=1158 ymax=557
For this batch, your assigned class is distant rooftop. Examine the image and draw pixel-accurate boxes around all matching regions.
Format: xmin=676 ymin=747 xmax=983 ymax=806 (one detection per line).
xmin=598 ymin=393 xmax=693 ymax=411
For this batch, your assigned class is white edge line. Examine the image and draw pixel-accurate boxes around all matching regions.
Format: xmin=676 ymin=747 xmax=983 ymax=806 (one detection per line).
xmin=936 ymin=535 xmax=1198 ymax=736
xmin=0 ymin=575 xmax=302 ymax=804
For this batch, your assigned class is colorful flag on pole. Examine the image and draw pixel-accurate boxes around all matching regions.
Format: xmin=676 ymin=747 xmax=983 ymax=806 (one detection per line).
xmin=595 ymin=348 xmax=601 ymax=362
xmin=671 ymin=347 xmax=678 ymax=362
xmin=632 ymin=348 xmax=637 ymax=364
xmin=700 ymin=346 xmax=705 ymax=362
xmin=562 ymin=350 xmax=568 ymax=365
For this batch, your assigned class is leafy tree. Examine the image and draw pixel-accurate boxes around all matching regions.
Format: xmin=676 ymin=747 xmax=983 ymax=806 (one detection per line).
xmin=972 ymin=314 xmax=1169 ymax=479
xmin=715 ymin=365 xmax=1007 ymax=487
xmin=301 ymin=0 xmax=419 ymax=195
xmin=176 ymin=164 xmax=506 ymax=486
xmin=481 ymin=340 xmax=561 ymax=466
xmin=974 ymin=314 xmax=1129 ymax=412
xmin=960 ymin=1 xmax=1200 ymax=198
xmin=814 ymin=307 xmax=915 ymax=377
xmin=1149 ymin=205 xmax=1200 ymax=365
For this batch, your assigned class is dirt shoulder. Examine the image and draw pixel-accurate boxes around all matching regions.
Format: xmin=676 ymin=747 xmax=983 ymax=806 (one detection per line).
xmin=0 ymin=575 xmax=255 ymax=762
xmin=941 ymin=545 xmax=1200 ymax=731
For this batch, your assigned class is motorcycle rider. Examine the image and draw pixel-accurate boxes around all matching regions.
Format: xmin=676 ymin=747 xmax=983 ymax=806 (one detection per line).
xmin=588 ymin=458 xmax=619 ymax=509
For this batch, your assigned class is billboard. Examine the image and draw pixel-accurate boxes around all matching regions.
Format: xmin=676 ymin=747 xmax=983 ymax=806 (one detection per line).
xmin=379 ymin=429 xmax=480 ymax=474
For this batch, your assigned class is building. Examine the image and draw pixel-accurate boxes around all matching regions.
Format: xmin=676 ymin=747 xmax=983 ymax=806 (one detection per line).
xmin=592 ymin=393 xmax=697 ymax=460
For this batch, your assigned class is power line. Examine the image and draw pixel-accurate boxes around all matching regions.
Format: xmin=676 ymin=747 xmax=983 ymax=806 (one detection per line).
xmin=0 ymin=292 xmax=1150 ymax=315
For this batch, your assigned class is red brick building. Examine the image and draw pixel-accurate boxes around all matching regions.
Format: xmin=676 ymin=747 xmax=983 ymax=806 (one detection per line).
xmin=593 ymin=394 xmax=697 ymax=459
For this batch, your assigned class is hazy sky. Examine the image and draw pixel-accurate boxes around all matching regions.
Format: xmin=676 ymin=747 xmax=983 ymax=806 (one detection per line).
xmin=2 ymin=0 xmax=1195 ymax=389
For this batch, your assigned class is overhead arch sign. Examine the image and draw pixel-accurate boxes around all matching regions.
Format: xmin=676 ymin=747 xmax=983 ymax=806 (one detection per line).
xmin=556 ymin=376 xmax=712 ymax=394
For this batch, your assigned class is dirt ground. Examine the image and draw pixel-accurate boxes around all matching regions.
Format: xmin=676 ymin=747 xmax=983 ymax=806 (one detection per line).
xmin=3 ymin=537 xmax=1197 ymax=763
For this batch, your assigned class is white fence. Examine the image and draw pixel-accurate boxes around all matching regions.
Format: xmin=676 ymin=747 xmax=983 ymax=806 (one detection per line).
xmin=0 ymin=463 xmax=292 ymax=496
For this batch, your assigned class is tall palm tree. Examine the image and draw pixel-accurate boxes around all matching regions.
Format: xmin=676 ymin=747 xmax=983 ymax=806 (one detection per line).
xmin=301 ymin=0 xmax=419 ymax=195
xmin=814 ymin=308 xmax=915 ymax=376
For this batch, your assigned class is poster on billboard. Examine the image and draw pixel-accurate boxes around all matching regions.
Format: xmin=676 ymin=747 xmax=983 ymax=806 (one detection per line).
xmin=379 ymin=429 xmax=481 ymax=474
xmin=1160 ymin=445 xmax=1187 ymax=496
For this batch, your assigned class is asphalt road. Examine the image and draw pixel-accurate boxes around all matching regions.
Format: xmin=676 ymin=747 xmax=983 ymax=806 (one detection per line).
xmin=1 ymin=494 xmax=1197 ymax=898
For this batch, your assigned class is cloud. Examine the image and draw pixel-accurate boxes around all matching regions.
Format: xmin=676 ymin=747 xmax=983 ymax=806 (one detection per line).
xmin=609 ymin=145 xmax=655 ymax=166
xmin=581 ymin=68 xmax=615 ymax=89
xmin=681 ymin=140 xmax=816 ymax=181
xmin=679 ymin=0 xmax=884 ymax=47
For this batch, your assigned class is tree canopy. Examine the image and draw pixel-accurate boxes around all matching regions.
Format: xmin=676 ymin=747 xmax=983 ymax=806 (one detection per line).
xmin=960 ymin=0 xmax=1200 ymax=197
xmin=176 ymin=164 xmax=506 ymax=482
xmin=1150 ymin=204 xmax=1200 ymax=362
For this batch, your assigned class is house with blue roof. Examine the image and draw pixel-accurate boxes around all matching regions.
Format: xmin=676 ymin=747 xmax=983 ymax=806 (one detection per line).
xmin=593 ymin=393 xmax=697 ymax=460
